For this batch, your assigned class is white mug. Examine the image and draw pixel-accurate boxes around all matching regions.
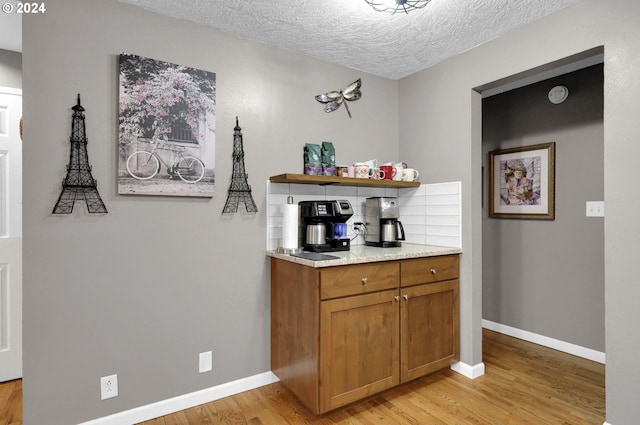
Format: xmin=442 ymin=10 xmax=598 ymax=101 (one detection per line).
xmin=364 ymin=159 xmax=377 ymax=178
xmin=354 ymin=162 xmax=370 ymax=179
xmin=372 ymin=167 xmax=386 ymax=180
xmin=401 ymin=168 xmax=420 ymax=182
xmin=392 ymin=163 xmax=404 ymax=181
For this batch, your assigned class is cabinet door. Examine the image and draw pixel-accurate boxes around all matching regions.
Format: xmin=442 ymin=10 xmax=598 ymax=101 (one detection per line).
xmin=401 ymin=280 xmax=459 ymax=382
xmin=319 ymin=289 xmax=400 ymax=413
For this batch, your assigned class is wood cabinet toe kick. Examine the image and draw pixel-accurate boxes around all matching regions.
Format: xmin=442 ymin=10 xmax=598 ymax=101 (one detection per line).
xmin=270 ymin=253 xmax=460 ymax=414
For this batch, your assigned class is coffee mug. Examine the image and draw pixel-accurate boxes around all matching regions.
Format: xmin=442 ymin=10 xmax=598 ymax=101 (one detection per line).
xmin=372 ymin=167 xmax=386 ymax=180
xmin=392 ymin=163 xmax=404 ymax=181
xmin=380 ymin=165 xmax=394 ymax=180
xmin=347 ymin=166 xmax=356 ymax=178
xmin=401 ymin=168 xmax=420 ymax=182
xmin=354 ymin=162 xmax=370 ymax=179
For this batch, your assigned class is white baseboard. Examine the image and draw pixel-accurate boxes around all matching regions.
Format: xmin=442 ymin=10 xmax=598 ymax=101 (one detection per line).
xmin=450 ymin=361 xmax=485 ymax=379
xmin=76 ymin=325 xmax=604 ymax=425
xmin=483 ymin=319 xmax=606 ymax=364
xmin=78 ymin=371 xmax=280 ymax=425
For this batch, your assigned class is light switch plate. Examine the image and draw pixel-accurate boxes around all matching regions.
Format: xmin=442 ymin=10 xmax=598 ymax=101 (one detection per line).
xmin=586 ymin=201 xmax=604 ymax=217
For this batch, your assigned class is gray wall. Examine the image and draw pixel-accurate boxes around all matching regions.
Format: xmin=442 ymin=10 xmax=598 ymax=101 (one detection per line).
xmin=21 ymin=1 xmax=640 ymax=425
xmin=482 ymin=64 xmax=604 ymax=351
xmin=398 ymin=1 xmax=640 ymax=424
xmin=0 ymin=48 xmax=21 ymax=88
xmin=21 ymin=1 xmax=398 ymax=424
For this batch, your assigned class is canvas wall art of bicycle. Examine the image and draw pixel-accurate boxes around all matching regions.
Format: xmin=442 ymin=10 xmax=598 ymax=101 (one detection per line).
xmin=117 ymin=53 xmax=216 ymax=197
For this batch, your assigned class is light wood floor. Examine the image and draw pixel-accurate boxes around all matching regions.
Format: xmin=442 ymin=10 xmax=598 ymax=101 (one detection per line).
xmin=0 ymin=378 xmax=21 ymax=425
xmin=0 ymin=330 xmax=605 ymax=425
xmin=141 ymin=329 xmax=605 ymax=425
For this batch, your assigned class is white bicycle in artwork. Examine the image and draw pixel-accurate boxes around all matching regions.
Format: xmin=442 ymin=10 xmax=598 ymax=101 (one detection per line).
xmin=126 ymin=140 xmax=205 ymax=183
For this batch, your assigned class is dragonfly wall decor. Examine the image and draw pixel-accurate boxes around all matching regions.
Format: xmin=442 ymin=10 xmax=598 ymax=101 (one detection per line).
xmin=315 ymin=78 xmax=362 ymax=118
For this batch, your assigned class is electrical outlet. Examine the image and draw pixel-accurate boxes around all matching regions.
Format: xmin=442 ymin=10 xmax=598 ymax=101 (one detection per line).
xmin=199 ymin=351 xmax=212 ymax=373
xmin=100 ymin=374 xmax=118 ymax=400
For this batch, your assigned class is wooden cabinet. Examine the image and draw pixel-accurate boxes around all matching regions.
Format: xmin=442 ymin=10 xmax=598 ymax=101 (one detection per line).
xmin=320 ymin=289 xmax=399 ymax=412
xmin=271 ymin=254 xmax=459 ymax=414
xmin=400 ymin=256 xmax=459 ymax=381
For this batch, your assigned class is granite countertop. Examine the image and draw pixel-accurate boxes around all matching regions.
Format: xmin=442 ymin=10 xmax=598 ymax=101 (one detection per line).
xmin=267 ymin=243 xmax=461 ymax=268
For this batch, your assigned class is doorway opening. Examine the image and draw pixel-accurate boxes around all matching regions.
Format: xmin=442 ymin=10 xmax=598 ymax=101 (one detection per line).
xmin=476 ymin=47 xmax=605 ymax=363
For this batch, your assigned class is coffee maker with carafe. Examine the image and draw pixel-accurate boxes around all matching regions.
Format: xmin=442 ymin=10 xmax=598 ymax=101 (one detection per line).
xmin=364 ymin=197 xmax=405 ymax=248
xmin=299 ymin=200 xmax=354 ymax=252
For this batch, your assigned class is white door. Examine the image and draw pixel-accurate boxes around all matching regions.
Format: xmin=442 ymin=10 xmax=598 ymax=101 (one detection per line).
xmin=0 ymin=87 xmax=22 ymax=382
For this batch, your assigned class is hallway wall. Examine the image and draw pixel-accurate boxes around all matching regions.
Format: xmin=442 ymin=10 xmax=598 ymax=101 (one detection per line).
xmin=482 ymin=64 xmax=604 ymax=351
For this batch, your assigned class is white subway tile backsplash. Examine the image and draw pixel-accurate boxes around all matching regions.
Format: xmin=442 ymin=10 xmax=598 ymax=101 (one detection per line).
xmin=426 ymin=215 xmax=460 ymax=226
xmin=426 ymin=225 xmax=460 ymax=237
xmin=269 ymin=194 xmax=289 ymax=208
xmin=405 ymin=233 xmax=427 ymax=245
xmin=267 ymin=215 xmax=283 ymax=228
xmin=291 ymin=183 xmax=326 ymax=197
xmin=325 ymin=185 xmax=358 ymax=198
xmin=426 ymin=205 xmax=461 ymax=216
xmin=357 ymin=186 xmax=389 ymax=198
xmin=266 ymin=180 xmax=462 ymax=250
xmin=401 ymin=205 xmax=427 ymax=217
xmin=426 ymin=181 xmax=460 ymax=195
xmin=403 ymin=223 xmax=426 ymax=235
xmin=269 ymin=182 xmax=291 ymax=195
xmin=427 ymin=194 xmax=460 ymax=205
xmin=400 ymin=214 xmax=426 ymax=226
xmin=400 ymin=195 xmax=427 ymax=207
xmin=427 ymin=235 xmax=460 ymax=247
xmin=400 ymin=185 xmax=426 ymax=197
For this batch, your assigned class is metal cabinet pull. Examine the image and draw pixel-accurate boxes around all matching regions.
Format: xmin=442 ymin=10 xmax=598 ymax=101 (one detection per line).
xmin=361 ymin=277 xmax=368 ymax=285
xmin=403 ymin=294 xmax=409 ymax=300
xmin=430 ymin=268 xmax=437 ymax=274
xmin=394 ymin=295 xmax=400 ymax=302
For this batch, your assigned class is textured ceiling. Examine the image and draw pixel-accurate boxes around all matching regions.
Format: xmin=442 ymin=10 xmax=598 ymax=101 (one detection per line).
xmin=118 ymin=0 xmax=583 ymax=80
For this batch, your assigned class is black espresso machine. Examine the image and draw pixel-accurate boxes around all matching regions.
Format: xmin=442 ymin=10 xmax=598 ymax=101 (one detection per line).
xmin=299 ymin=200 xmax=353 ymax=252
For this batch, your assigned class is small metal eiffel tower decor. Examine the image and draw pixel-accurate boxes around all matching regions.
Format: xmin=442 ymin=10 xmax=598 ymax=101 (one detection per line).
xmin=52 ymin=94 xmax=108 ymax=214
xmin=222 ymin=117 xmax=258 ymax=214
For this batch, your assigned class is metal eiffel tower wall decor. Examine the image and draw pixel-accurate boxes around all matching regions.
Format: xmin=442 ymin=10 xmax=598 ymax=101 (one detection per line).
xmin=222 ymin=117 xmax=258 ymax=213
xmin=52 ymin=94 xmax=108 ymax=214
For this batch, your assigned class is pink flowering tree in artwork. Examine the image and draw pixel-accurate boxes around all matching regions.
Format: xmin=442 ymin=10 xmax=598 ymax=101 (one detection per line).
xmin=119 ymin=54 xmax=216 ymax=148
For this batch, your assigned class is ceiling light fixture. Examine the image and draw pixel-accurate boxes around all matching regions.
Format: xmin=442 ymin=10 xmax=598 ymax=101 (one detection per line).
xmin=364 ymin=0 xmax=432 ymax=14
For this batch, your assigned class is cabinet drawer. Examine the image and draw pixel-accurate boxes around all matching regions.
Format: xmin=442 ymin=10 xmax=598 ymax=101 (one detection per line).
xmin=400 ymin=255 xmax=459 ymax=287
xmin=320 ymin=262 xmax=399 ymax=300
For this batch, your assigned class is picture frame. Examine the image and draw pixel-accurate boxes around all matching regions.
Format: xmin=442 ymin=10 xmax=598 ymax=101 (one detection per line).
xmin=488 ymin=142 xmax=555 ymax=220
xmin=117 ymin=53 xmax=216 ymax=197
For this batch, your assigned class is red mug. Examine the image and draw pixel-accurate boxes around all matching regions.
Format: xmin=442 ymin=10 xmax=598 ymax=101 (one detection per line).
xmin=380 ymin=165 xmax=394 ymax=180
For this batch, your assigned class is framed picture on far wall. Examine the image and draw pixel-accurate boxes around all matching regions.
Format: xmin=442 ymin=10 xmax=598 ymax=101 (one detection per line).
xmin=488 ymin=142 xmax=556 ymax=220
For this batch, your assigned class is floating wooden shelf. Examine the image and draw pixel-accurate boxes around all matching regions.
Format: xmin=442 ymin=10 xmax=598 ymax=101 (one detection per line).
xmin=269 ymin=173 xmax=420 ymax=188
